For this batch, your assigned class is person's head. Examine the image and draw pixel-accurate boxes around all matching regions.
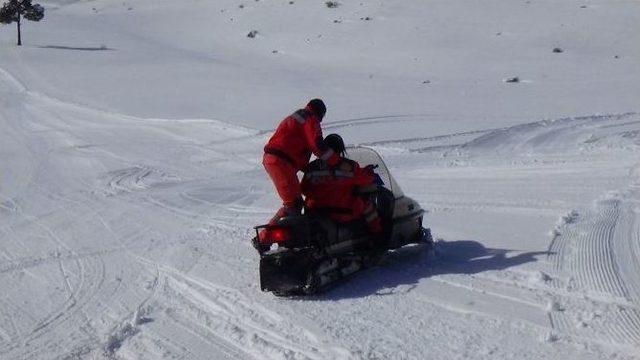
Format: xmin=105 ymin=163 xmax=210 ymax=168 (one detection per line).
xmin=324 ymin=133 xmax=345 ymax=157
xmin=306 ymin=98 xmax=326 ymax=121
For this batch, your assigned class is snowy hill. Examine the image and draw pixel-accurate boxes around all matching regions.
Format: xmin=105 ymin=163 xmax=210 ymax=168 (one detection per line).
xmin=1 ymin=0 xmax=639 ymax=359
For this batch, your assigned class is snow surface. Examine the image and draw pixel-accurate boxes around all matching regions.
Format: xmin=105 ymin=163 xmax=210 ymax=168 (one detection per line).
xmin=1 ymin=0 xmax=639 ymax=359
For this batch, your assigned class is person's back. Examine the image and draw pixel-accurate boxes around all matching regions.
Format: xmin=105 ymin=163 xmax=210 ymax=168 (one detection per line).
xmin=302 ymin=157 xmax=369 ymax=222
xmin=301 ymin=134 xmax=382 ymax=235
xmin=266 ymin=108 xmax=321 ymax=171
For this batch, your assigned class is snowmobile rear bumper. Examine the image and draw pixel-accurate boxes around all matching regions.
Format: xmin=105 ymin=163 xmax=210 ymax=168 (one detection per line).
xmin=259 ymin=249 xmax=312 ymax=295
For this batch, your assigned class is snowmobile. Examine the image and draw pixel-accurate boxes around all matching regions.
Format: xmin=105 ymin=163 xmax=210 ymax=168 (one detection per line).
xmin=252 ymin=146 xmax=432 ymax=296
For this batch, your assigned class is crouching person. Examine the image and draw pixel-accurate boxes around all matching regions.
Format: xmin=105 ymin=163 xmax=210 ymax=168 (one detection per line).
xmin=301 ymin=134 xmax=383 ymax=240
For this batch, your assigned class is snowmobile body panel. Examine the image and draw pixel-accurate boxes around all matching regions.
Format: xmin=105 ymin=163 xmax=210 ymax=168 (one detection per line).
xmin=389 ymin=196 xmax=425 ymax=249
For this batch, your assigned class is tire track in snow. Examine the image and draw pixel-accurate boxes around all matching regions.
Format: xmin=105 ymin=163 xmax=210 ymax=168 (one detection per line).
xmin=1 ymin=66 xmax=238 ymax=358
xmin=206 ymin=114 xmax=438 ymax=148
xmin=0 ymin=160 xmax=147 ymax=357
xmin=0 ymin=196 xmax=106 ymax=356
xmin=1 ymin=65 xmax=267 ymax=357
xmin=154 ymin=309 xmax=250 ymax=360
xmin=0 ymin=244 xmax=155 ymax=275
xmin=615 ymin=163 xmax=640 ymax=302
xmin=361 ymin=127 xmax=503 ymax=148
xmin=0 ymin=189 xmax=188 ymax=358
xmin=572 ymin=200 xmax=627 ymax=297
xmin=548 ymin=165 xmax=640 ymax=348
xmin=0 ymin=255 xmax=104 ymax=357
xmin=0 ymin=184 xmax=116 ymax=353
xmin=0 ymin=67 xmax=27 ymax=93
xmin=101 ymin=272 xmax=160 ymax=358
xmin=142 ymin=195 xmax=238 ymax=231
xmin=365 ymin=112 xmax=639 ymax=154
xmin=26 ymin=256 xmax=103 ymax=355
xmin=323 ymin=114 xmax=436 ymax=131
xmin=165 ymin=276 xmax=350 ymax=360
xmin=99 ymin=166 xmax=181 ymax=197
xmin=136 ymin=258 xmax=354 ymax=360
xmin=0 ymin=325 xmax=10 ymax=343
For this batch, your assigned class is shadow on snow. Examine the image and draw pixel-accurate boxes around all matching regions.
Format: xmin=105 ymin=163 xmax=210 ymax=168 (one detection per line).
xmin=313 ymin=240 xmax=551 ymax=300
xmin=38 ymin=45 xmax=114 ymax=51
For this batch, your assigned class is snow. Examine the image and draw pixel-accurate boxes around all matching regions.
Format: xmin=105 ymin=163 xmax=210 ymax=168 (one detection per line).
xmin=1 ymin=0 xmax=639 ymax=359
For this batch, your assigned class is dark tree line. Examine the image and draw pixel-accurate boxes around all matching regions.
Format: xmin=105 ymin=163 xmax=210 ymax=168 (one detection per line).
xmin=0 ymin=0 xmax=44 ymax=46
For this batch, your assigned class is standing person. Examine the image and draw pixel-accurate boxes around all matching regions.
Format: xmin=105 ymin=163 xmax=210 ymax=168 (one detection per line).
xmin=263 ymin=99 xmax=339 ymax=222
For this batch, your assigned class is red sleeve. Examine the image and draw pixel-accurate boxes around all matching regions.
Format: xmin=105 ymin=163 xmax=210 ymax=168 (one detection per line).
xmin=302 ymin=117 xmax=325 ymax=157
xmin=352 ymin=163 xmax=375 ymax=186
xmin=303 ymin=118 xmax=339 ymax=165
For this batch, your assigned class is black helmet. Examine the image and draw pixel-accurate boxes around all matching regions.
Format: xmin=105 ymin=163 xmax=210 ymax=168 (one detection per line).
xmin=307 ymin=98 xmax=326 ymax=120
xmin=324 ymin=133 xmax=345 ymax=157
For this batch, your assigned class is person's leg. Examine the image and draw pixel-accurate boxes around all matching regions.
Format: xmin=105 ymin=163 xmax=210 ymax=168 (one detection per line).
xmin=263 ymin=153 xmax=303 ymax=222
xmin=343 ymin=199 xmax=384 ymax=266
xmin=352 ymin=199 xmax=382 ymax=233
xmin=362 ymin=201 xmax=383 ymax=235
xmin=351 ymin=199 xmax=383 ymax=246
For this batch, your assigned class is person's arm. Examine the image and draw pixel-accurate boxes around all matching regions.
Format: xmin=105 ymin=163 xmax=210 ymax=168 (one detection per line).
xmin=302 ymin=118 xmax=339 ymax=166
xmin=352 ymin=162 xmax=376 ymax=187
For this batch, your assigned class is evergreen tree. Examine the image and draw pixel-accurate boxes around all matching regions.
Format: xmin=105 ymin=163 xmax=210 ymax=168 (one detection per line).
xmin=0 ymin=0 xmax=44 ymax=46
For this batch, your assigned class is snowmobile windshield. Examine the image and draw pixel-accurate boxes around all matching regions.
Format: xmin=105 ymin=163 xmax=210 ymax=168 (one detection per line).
xmin=344 ymin=146 xmax=405 ymax=199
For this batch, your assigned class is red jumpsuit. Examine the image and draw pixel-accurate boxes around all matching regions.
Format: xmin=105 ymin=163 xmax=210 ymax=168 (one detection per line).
xmin=301 ymin=158 xmax=382 ymax=234
xmin=263 ymin=106 xmax=338 ymax=217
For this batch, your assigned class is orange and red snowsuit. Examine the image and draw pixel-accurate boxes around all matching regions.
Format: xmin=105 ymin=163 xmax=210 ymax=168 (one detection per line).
xmin=263 ymin=106 xmax=338 ymax=213
xmin=301 ymin=158 xmax=382 ymax=234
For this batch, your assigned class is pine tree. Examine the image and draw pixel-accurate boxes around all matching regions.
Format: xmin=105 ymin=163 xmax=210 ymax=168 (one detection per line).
xmin=0 ymin=0 xmax=44 ymax=46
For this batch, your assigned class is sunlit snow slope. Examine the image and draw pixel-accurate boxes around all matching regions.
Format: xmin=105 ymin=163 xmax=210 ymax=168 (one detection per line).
xmin=1 ymin=0 xmax=639 ymax=359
